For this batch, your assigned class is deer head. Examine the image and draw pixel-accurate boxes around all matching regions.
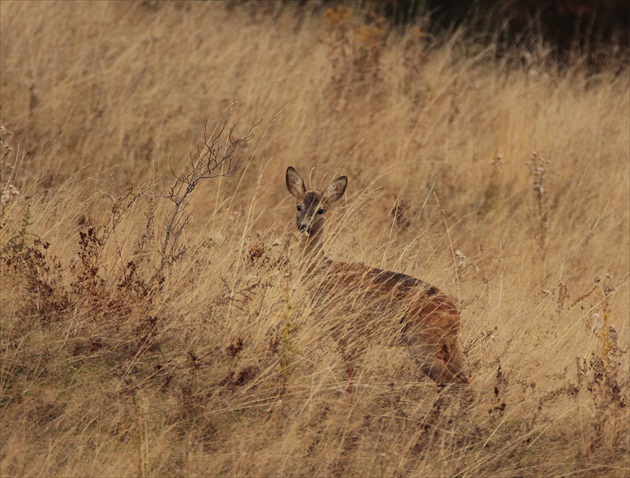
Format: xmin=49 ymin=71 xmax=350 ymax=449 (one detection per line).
xmin=286 ymin=166 xmax=347 ymax=247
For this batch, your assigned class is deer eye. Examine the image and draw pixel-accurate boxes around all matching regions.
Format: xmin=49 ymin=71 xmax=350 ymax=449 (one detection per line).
xmin=296 ymin=205 xmax=302 ymax=212
xmin=317 ymin=208 xmax=325 ymax=215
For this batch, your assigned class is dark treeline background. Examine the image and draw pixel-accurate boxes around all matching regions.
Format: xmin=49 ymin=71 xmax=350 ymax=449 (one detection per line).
xmin=390 ymin=1 xmax=627 ymax=49
xmin=284 ymin=0 xmax=629 ymax=61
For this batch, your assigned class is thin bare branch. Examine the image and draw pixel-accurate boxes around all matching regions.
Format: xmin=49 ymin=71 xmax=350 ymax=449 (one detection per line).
xmin=154 ymin=120 xmax=257 ymax=281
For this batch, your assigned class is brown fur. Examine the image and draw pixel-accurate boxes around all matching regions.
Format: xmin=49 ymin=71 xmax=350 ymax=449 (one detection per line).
xmin=286 ymin=166 xmax=469 ymax=387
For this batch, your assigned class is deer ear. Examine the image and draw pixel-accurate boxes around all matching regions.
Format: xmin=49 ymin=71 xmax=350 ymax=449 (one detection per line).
xmin=286 ymin=167 xmax=306 ymax=199
xmin=324 ymin=175 xmax=347 ymax=203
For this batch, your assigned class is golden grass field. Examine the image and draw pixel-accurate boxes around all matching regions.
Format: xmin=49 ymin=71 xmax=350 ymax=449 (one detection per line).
xmin=1 ymin=1 xmax=628 ymax=476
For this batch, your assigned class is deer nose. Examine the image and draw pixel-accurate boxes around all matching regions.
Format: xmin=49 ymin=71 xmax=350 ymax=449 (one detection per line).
xmin=299 ymin=224 xmax=311 ymax=235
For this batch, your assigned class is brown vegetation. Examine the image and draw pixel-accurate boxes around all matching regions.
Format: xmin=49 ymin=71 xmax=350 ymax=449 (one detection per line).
xmin=1 ymin=2 xmax=628 ymax=476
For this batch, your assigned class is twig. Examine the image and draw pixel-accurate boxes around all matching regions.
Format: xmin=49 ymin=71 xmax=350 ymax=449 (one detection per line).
xmin=155 ymin=120 xmax=258 ymax=281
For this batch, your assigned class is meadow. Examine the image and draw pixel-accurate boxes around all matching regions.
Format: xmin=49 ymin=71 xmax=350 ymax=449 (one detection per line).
xmin=0 ymin=2 xmax=628 ymax=476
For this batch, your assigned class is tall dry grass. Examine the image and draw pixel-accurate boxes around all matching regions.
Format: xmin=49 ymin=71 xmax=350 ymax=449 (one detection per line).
xmin=1 ymin=1 xmax=628 ymax=476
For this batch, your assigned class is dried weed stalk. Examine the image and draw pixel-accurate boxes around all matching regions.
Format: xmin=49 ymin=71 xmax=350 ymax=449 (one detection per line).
xmin=527 ymin=152 xmax=550 ymax=260
xmin=579 ymin=276 xmax=628 ymax=453
xmin=323 ymin=5 xmax=385 ymax=93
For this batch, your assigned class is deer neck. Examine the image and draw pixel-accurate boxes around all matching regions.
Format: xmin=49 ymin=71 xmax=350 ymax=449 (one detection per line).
xmin=302 ymin=226 xmax=324 ymax=256
xmin=299 ymin=226 xmax=333 ymax=275
xmin=303 ymin=235 xmax=336 ymax=280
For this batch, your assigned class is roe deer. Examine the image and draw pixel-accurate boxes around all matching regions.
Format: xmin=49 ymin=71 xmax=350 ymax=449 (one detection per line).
xmin=286 ymin=166 xmax=469 ymax=387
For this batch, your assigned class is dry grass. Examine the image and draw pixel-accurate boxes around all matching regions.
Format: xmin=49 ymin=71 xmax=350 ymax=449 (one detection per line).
xmin=1 ymin=2 xmax=628 ymax=476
